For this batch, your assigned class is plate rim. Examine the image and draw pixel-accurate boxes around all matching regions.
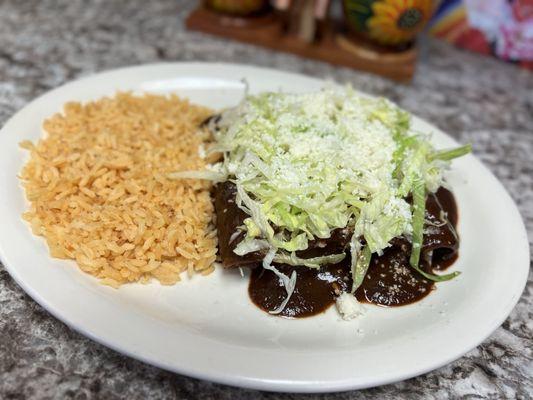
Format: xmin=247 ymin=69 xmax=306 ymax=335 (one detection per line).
xmin=0 ymin=62 xmax=529 ymax=393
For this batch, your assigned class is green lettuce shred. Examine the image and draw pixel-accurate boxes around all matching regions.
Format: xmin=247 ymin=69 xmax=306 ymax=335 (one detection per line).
xmin=409 ymin=177 xmax=461 ymax=282
xmin=351 ymin=245 xmax=372 ymax=293
xmin=273 ymin=252 xmax=346 ymax=269
xmin=430 ymin=144 xmax=472 ymax=161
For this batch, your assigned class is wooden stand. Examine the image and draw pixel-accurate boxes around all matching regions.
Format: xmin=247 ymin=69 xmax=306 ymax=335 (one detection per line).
xmin=186 ymin=7 xmax=417 ymax=82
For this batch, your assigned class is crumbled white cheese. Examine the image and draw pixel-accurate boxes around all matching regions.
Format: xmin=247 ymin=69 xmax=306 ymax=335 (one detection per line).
xmin=336 ymin=292 xmax=365 ymax=320
xmin=212 ymin=88 xmax=419 ymax=257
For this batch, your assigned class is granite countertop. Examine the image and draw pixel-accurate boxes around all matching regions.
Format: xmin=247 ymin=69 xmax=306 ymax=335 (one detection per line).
xmin=0 ymin=1 xmax=532 ymax=399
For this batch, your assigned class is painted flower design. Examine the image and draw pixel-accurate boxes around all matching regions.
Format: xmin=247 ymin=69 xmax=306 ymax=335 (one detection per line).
xmin=367 ymin=0 xmax=433 ymax=44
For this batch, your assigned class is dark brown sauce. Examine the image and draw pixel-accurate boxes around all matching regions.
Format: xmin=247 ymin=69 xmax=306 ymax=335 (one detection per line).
xmin=214 ymin=181 xmax=354 ymax=268
xmin=248 ymin=187 xmax=459 ymax=317
xmin=354 ymin=246 xmax=434 ymax=307
xmin=249 ymin=263 xmax=350 ymax=318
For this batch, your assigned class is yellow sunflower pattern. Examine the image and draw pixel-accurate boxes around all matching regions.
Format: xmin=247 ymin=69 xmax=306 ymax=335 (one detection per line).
xmin=367 ymin=0 xmax=433 ymax=45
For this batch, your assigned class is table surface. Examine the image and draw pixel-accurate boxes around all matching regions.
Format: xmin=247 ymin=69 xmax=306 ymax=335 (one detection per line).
xmin=1 ymin=1 xmax=532 ymax=399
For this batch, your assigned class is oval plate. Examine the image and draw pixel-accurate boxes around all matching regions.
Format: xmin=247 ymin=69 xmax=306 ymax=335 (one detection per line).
xmin=0 ymin=63 xmax=529 ymax=393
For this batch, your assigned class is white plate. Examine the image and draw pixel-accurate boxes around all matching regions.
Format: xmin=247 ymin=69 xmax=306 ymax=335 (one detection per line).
xmin=0 ymin=63 xmax=529 ymax=393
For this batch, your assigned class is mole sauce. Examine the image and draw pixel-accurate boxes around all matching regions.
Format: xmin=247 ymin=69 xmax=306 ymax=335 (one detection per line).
xmin=248 ymin=187 xmax=459 ymax=317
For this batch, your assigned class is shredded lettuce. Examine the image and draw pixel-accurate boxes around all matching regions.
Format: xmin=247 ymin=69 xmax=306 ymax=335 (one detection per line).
xmin=273 ymin=252 xmax=346 ymax=269
xmin=351 ymin=245 xmax=372 ymax=293
xmin=178 ymin=88 xmax=470 ymax=312
xmin=261 ymin=248 xmax=297 ymax=314
xmin=216 ymin=90 xmax=412 ymax=259
xmin=409 ymin=177 xmax=461 ymax=282
xmin=430 ymin=144 xmax=472 ymax=161
xmin=409 ymin=178 xmax=426 ymax=270
xmin=233 ymin=238 xmax=269 ymax=256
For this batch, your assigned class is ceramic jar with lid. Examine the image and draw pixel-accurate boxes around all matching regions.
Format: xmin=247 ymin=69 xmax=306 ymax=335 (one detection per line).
xmin=343 ymin=0 xmax=435 ymax=46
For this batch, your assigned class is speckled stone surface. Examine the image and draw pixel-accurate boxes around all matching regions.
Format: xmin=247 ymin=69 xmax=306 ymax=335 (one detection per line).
xmin=0 ymin=1 xmax=532 ymax=399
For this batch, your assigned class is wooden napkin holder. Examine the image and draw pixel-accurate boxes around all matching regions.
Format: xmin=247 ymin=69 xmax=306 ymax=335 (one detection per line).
xmin=186 ymin=5 xmax=417 ymax=82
